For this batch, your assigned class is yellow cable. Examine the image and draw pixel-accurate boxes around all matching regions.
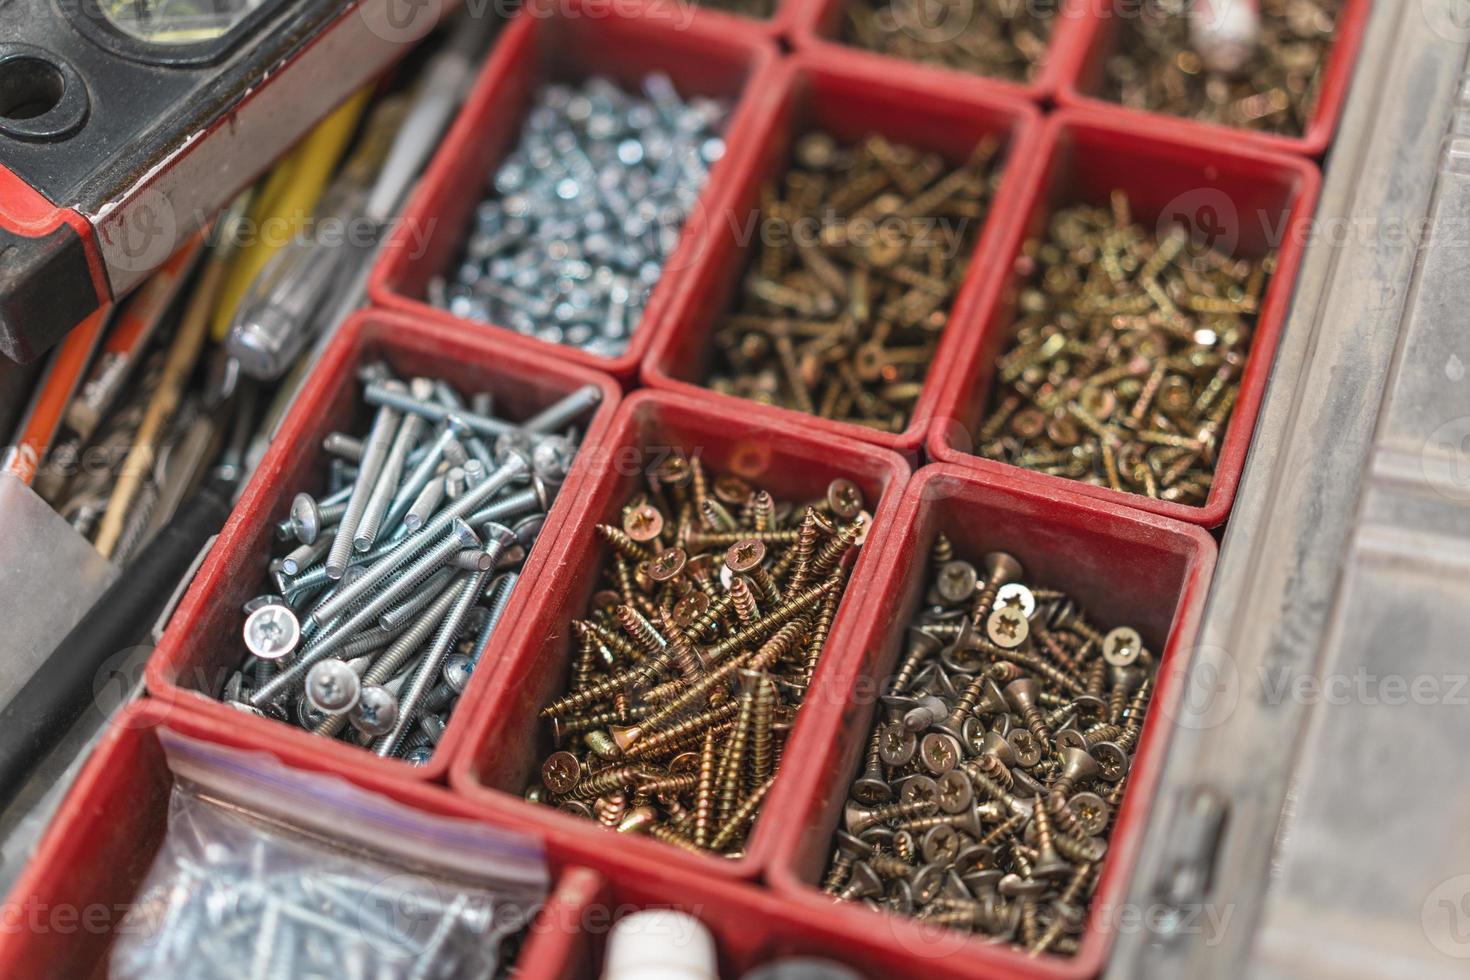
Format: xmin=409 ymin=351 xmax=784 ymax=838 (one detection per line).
xmin=210 ymin=87 xmax=373 ymax=341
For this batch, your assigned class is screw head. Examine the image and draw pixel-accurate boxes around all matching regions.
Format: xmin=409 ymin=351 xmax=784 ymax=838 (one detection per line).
xmin=1068 ymin=792 xmax=1110 ymax=837
xmin=1102 ymin=626 xmax=1144 ymax=667
xmin=1091 ymin=741 xmax=1130 ymax=782
xmin=994 ymin=582 xmax=1036 ymax=617
xmin=623 ymin=503 xmax=664 ymax=542
xmin=541 ymin=750 xmax=582 ymax=794
xmin=724 ymin=538 xmax=766 ymax=574
xmin=350 ymin=685 xmax=399 ymax=737
xmin=826 ymin=478 xmax=864 ymax=520
xmin=920 ymin=732 xmax=961 ymax=774
xmin=935 ymin=561 xmax=979 ymax=605
xmin=305 ymin=660 xmax=360 ymax=714
xmin=289 ymin=493 xmax=322 ymax=544
xmin=922 ymin=825 xmax=960 ymax=865
xmin=647 ymin=547 xmax=687 ymax=582
xmin=900 ymin=775 xmax=939 ymax=807
xmin=243 ymin=605 xmax=300 ymax=661
xmin=442 ymin=654 xmax=474 ymax=694
xmin=672 ymin=590 xmax=709 ymax=626
xmin=1007 ymin=730 xmax=1043 ymax=768
xmin=987 ymin=608 xmax=1030 ymax=649
xmin=878 ymin=723 xmax=916 ymax=767
xmin=935 ymin=770 xmax=974 ymax=814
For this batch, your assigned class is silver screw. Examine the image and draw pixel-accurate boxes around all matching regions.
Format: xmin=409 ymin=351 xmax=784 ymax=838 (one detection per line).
xmin=244 ymin=605 xmax=300 ymax=661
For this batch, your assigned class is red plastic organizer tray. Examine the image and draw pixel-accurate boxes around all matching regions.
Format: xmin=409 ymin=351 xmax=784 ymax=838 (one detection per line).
xmin=0 ymin=702 xmax=950 ymax=980
xmin=641 ymin=52 xmax=1044 ymax=458
xmin=369 ymin=0 xmax=782 ymax=383
xmin=927 ymin=109 xmax=1322 ymax=527
xmin=450 ymin=389 xmax=911 ymax=882
xmin=789 ymin=0 xmax=1094 ymax=104
xmin=767 ymin=463 xmax=1218 ymax=980
xmin=1054 ymin=0 xmax=1374 ymax=157
xmin=142 ymin=309 xmax=621 ymax=785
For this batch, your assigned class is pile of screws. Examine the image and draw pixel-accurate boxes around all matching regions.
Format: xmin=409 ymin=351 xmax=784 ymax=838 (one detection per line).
xmin=224 ymin=366 xmax=603 ymax=763
xmin=692 ymin=0 xmax=776 ymax=17
xmin=531 ymin=454 xmax=870 ymax=857
xmin=822 ymin=538 xmax=1155 ymax=956
xmin=113 ymin=797 xmax=535 ymax=980
xmin=974 ymin=192 xmax=1271 ymax=506
xmin=705 ymin=131 xmax=1001 ymax=434
xmin=843 ymin=0 xmax=1058 ymax=83
xmin=431 ymin=73 xmax=731 ymax=358
xmin=1102 ymin=0 xmax=1341 ymax=137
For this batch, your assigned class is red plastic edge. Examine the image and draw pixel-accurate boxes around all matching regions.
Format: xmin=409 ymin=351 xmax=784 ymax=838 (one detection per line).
xmin=639 ymin=52 xmax=1045 ymax=459
xmin=765 ymin=462 xmax=1219 ymax=980
xmin=1052 ymin=0 xmax=1374 ymax=158
xmin=926 ymin=108 xmax=1323 ymax=528
xmin=0 ymin=701 xmax=1001 ymax=979
xmin=368 ymin=0 xmax=783 ymax=383
xmin=447 ymin=388 xmax=912 ymax=881
xmin=142 ymin=308 xmax=622 ymax=785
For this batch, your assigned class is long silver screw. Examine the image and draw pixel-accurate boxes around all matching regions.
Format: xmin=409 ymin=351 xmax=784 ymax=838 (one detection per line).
xmin=325 ymin=391 xmax=403 ymax=579
xmin=374 ymin=564 xmax=490 ymax=757
xmin=305 ymin=451 xmax=528 ymax=628
xmin=520 ymin=383 xmax=604 ymax=434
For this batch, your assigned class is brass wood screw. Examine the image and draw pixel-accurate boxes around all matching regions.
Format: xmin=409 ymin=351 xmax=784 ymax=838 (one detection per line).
xmin=532 ymin=455 xmax=867 ymax=859
xmin=706 ymin=131 xmax=1002 ymax=434
xmin=975 ymin=192 xmax=1272 ymax=507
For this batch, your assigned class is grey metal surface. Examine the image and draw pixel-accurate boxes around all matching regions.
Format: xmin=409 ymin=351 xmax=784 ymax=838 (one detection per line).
xmin=1106 ymin=1 xmax=1470 ymax=977
xmin=0 ymin=473 xmax=117 ymax=706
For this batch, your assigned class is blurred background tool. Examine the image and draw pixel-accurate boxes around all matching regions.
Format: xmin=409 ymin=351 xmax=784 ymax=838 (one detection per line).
xmin=0 ymin=0 xmax=462 ymax=363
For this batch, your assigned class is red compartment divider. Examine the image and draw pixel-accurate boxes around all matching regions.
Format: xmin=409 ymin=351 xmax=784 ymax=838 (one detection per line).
xmin=143 ymin=309 xmax=621 ymax=785
xmin=641 ymin=53 xmax=1044 ymax=459
xmin=449 ymin=389 xmax=912 ymax=881
xmin=515 ymin=863 xmax=970 ymax=979
xmin=927 ymin=109 xmax=1322 ymax=527
xmin=1054 ymin=0 xmax=1374 ymax=158
xmin=789 ymin=0 xmax=1096 ymax=104
xmin=766 ymin=463 xmax=1218 ymax=980
xmin=368 ymin=0 xmax=781 ymax=383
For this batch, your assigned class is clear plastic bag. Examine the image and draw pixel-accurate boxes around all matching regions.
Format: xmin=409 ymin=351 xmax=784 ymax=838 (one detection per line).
xmin=110 ymin=729 xmax=548 ymax=980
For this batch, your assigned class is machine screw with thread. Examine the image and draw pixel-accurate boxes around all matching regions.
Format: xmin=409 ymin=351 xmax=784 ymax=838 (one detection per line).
xmin=223 ymin=367 xmax=594 ymax=762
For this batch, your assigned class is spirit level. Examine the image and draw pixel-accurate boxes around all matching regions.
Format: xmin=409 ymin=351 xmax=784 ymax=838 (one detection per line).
xmin=0 ymin=0 xmax=452 ymax=362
